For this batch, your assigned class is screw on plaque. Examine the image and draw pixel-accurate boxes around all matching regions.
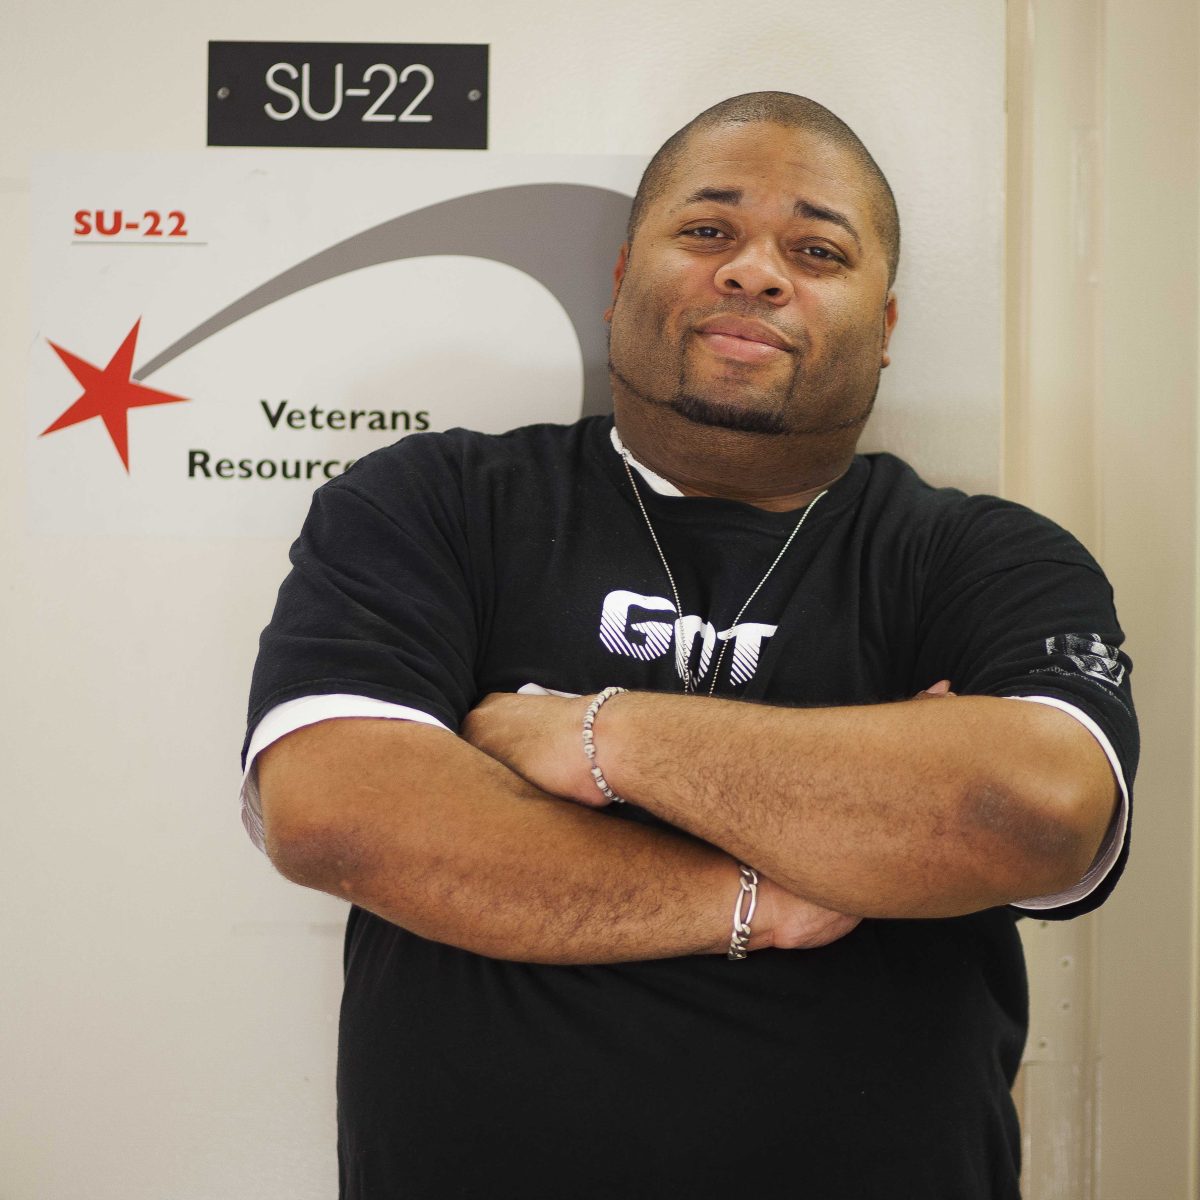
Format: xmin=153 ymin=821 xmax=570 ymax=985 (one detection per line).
xmin=217 ymin=86 xmax=231 ymax=100
xmin=468 ymin=89 xmax=482 ymax=102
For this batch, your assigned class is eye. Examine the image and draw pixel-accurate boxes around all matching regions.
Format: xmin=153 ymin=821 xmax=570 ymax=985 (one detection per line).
xmin=681 ymin=225 xmax=729 ymax=240
xmin=797 ymin=243 xmax=846 ymax=265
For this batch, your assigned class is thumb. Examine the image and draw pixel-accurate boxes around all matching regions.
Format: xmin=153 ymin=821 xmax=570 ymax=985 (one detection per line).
xmin=914 ymin=679 xmax=954 ymax=699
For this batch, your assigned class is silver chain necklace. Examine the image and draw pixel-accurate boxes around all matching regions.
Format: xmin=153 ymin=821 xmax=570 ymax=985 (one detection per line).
xmin=619 ymin=449 xmax=828 ymax=695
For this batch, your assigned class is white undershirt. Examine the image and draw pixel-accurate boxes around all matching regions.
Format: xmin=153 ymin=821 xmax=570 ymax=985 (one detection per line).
xmin=240 ymin=433 xmax=1131 ymax=913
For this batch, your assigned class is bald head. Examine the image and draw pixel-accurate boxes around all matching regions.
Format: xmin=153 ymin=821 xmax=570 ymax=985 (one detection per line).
xmin=628 ymin=92 xmax=900 ymax=287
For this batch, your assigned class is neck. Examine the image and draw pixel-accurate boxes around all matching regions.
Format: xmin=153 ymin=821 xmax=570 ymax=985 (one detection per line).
xmin=612 ymin=395 xmax=858 ymax=513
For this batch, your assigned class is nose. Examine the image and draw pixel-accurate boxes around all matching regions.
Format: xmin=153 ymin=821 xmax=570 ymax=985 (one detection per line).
xmin=714 ymin=239 xmax=793 ymax=305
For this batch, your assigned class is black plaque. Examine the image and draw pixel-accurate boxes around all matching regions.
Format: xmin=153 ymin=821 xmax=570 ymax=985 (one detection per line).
xmin=207 ymin=42 xmax=488 ymax=149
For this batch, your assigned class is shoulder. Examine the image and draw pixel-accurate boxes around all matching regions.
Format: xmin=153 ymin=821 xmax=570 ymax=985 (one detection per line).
xmin=315 ymin=416 xmax=607 ymax=519
xmin=336 ymin=416 xmax=602 ymax=492
xmin=858 ymin=452 xmax=1102 ymax=575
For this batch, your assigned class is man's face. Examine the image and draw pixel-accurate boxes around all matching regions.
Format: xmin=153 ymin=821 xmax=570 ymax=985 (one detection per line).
xmin=607 ymin=121 xmax=897 ymax=438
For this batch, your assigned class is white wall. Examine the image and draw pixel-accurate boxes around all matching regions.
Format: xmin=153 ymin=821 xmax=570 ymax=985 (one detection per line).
xmin=0 ymin=3 xmax=1006 ymax=1197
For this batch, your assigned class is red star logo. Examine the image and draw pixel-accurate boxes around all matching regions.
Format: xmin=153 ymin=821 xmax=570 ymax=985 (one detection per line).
xmin=41 ymin=319 xmax=188 ymax=472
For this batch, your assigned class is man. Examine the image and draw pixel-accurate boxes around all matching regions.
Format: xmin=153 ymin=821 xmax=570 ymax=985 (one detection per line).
xmin=242 ymin=93 xmax=1135 ymax=1198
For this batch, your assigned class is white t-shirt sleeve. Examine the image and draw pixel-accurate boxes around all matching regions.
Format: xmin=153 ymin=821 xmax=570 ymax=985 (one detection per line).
xmin=240 ymin=694 xmax=451 ymax=853
xmin=1005 ymin=695 xmax=1130 ymax=913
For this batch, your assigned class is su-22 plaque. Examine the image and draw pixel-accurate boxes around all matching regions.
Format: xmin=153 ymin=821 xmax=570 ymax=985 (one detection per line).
xmin=207 ymin=42 xmax=488 ymax=149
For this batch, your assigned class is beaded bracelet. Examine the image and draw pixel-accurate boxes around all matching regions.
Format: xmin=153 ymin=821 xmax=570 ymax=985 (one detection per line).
xmin=581 ymin=686 xmax=627 ymax=804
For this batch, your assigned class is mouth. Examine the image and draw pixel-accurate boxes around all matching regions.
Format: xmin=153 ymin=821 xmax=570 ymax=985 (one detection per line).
xmin=693 ymin=317 xmax=794 ymax=363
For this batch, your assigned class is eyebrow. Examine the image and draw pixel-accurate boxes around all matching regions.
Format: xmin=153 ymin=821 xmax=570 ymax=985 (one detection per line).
xmin=793 ymin=199 xmax=862 ymax=252
xmin=680 ymin=186 xmax=743 ymax=207
xmin=677 ymin=187 xmax=862 ymax=251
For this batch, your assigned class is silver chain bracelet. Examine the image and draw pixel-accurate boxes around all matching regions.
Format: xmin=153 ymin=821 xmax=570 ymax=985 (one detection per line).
xmin=727 ymin=864 xmax=759 ymax=960
xmin=581 ymin=686 xmax=627 ymax=804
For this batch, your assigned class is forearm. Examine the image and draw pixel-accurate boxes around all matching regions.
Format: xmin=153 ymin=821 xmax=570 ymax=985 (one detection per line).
xmin=257 ymin=718 xmax=747 ymax=965
xmin=592 ymin=692 xmax=1115 ymax=918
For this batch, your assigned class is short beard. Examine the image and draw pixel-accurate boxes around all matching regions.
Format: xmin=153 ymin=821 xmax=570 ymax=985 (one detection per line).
xmin=668 ymin=391 xmax=790 ymax=435
xmin=608 ymin=357 xmax=881 ymax=438
xmin=609 ymin=360 xmax=792 ymax=436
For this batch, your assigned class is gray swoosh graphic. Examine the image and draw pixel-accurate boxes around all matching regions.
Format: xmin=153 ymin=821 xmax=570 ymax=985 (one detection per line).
xmin=133 ymin=183 xmax=631 ymax=418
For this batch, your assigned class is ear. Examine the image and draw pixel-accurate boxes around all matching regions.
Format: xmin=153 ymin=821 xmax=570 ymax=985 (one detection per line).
xmin=880 ymin=291 xmax=898 ymax=368
xmin=604 ymin=242 xmax=631 ymax=323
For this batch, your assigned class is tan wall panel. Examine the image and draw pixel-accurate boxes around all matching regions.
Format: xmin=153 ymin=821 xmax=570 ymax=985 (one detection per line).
xmin=1094 ymin=1 xmax=1199 ymax=1197
xmin=1007 ymin=2 xmax=1199 ymax=1195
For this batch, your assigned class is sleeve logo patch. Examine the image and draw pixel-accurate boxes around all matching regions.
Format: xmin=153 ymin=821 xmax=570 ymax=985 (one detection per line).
xmin=1045 ymin=634 xmax=1126 ymax=687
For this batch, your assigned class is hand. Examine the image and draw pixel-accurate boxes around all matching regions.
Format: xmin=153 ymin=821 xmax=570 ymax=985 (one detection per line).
xmin=753 ymin=874 xmax=861 ymax=950
xmin=461 ymin=692 xmax=605 ymax=806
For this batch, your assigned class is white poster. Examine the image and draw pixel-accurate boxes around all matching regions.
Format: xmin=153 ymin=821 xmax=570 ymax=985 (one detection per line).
xmin=30 ymin=152 xmax=643 ymax=536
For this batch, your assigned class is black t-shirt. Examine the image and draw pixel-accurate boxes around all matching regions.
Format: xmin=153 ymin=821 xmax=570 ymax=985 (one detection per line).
xmin=247 ymin=415 xmax=1137 ymax=1200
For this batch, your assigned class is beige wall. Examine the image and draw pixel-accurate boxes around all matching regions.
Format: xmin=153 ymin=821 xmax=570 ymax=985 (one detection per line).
xmin=0 ymin=4 xmax=1006 ymax=1197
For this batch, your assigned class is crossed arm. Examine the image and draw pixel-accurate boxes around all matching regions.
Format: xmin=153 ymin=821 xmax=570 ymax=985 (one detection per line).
xmin=257 ymin=685 xmax=1117 ymax=964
